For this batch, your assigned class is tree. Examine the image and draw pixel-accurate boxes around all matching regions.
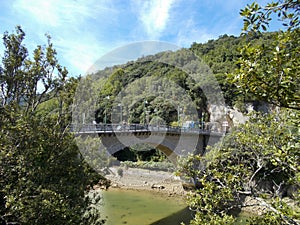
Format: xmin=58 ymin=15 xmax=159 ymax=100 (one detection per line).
xmin=0 ymin=27 xmax=105 ymax=225
xmin=178 ymin=110 xmax=299 ymax=224
xmin=178 ymin=1 xmax=300 ymax=224
xmin=228 ymin=0 xmax=300 ymax=110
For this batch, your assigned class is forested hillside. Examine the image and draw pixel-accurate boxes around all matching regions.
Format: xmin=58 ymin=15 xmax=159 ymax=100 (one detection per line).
xmin=90 ymin=32 xmax=277 ymax=126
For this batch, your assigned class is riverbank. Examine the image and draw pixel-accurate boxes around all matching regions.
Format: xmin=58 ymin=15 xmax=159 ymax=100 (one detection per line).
xmin=101 ymin=166 xmax=186 ymax=197
xmin=97 ymin=167 xmax=300 ymax=221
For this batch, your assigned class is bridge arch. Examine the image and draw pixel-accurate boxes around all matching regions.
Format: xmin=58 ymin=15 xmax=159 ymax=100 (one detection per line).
xmin=104 ymin=139 xmax=181 ymax=164
xmin=100 ymin=132 xmax=212 ymax=165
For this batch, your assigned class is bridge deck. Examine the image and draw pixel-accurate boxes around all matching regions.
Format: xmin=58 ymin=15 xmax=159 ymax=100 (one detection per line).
xmin=71 ymin=124 xmax=224 ymax=136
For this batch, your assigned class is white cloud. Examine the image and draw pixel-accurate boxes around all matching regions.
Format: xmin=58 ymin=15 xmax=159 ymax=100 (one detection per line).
xmin=13 ymin=0 xmax=60 ymax=27
xmin=132 ymin=0 xmax=176 ymax=39
xmin=53 ymin=35 xmax=108 ymax=76
xmin=11 ymin=0 xmax=119 ymax=75
xmin=167 ymin=0 xmax=244 ymax=46
xmin=5 ymin=0 xmax=250 ymax=76
xmin=12 ymin=0 xmax=116 ymax=27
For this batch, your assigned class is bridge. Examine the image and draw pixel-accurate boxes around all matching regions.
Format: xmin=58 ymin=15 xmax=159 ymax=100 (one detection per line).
xmin=72 ymin=123 xmax=225 ymax=164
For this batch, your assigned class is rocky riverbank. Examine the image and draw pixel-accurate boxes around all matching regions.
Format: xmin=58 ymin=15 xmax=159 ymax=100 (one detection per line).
xmin=102 ymin=167 xmax=186 ymax=197
xmin=98 ymin=167 xmax=300 ymax=219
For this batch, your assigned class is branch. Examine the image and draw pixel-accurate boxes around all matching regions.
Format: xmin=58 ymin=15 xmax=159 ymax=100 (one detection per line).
xmin=237 ymin=190 xmax=252 ymax=195
xmin=254 ymin=197 xmax=299 ymax=225
xmin=249 ymin=158 xmax=264 ymax=187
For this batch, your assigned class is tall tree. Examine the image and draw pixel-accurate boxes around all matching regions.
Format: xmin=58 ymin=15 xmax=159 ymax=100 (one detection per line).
xmin=0 ymin=27 xmax=105 ymax=225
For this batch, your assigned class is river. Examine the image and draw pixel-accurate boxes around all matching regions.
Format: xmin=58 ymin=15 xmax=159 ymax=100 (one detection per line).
xmin=100 ymin=188 xmax=192 ymax=225
xmin=96 ymin=188 xmax=251 ymax=225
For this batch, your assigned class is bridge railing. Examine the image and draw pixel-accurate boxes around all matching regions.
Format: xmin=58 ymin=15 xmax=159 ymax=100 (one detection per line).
xmin=70 ymin=123 xmax=221 ymax=134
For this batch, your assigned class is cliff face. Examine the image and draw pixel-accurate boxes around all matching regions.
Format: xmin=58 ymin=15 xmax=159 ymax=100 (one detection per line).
xmin=208 ymin=101 xmax=272 ymax=132
xmin=207 ymin=104 xmax=247 ymax=132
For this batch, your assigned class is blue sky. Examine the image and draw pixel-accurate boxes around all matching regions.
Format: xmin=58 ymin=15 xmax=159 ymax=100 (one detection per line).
xmin=0 ymin=0 xmax=275 ymax=77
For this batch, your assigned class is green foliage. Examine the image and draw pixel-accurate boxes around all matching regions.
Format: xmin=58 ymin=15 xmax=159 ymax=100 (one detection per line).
xmin=93 ymin=52 xmax=209 ymax=125
xmin=0 ymin=26 xmax=68 ymax=113
xmin=240 ymin=0 xmax=299 ymax=33
xmin=128 ymin=144 xmax=167 ymax=162
xmin=230 ymin=0 xmax=300 ymax=110
xmin=112 ymin=145 xmax=162 ymax=162
xmin=191 ymin=33 xmax=281 ymax=108
xmin=120 ymin=160 xmax=174 ymax=172
xmin=179 ymin=2 xmax=300 ymax=223
xmin=92 ymin=29 xmax=292 ymax=126
xmin=246 ymin=211 xmax=282 ymax=225
xmin=1 ymin=115 xmax=101 ymax=224
xmin=178 ymin=110 xmax=300 ymax=224
xmin=188 ymin=212 xmax=235 ymax=225
xmin=117 ymin=168 xmax=123 ymax=177
xmin=229 ymin=29 xmax=300 ymax=110
xmin=190 ymin=35 xmax=243 ymax=107
xmin=0 ymin=27 xmax=105 ymax=224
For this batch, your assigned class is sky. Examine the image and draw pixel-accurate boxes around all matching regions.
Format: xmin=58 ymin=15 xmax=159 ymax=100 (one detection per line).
xmin=0 ymin=0 xmax=275 ymax=77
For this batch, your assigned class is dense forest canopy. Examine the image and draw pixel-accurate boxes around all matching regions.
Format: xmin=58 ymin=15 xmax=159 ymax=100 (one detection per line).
xmin=82 ymin=32 xmax=281 ymax=128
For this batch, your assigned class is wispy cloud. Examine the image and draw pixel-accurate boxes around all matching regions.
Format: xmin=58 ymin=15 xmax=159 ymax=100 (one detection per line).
xmin=132 ymin=0 xmax=176 ymax=39
xmin=1 ymin=0 xmax=257 ymax=76
xmin=13 ymin=0 xmax=61 ymax=27
xmin=167 ymin=0 xmax=246 ymax=47
xmin=10 ymin=0 xmax=119 ymax=75
xmin=12 ymin=0 xmax=116 ymax=27
xmin=54 ymin=36 xmax=106 ymax=76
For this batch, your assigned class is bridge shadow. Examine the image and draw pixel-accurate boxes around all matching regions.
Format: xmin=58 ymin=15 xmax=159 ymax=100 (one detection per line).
xmin=150 ymin=206 xmax=193 ymax=225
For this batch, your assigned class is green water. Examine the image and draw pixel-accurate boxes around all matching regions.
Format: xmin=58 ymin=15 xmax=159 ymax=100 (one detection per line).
xmin=99 ymin=189 xmax=252 ymax=225
xmin=100 ymin=189 xmax=192 ymax=225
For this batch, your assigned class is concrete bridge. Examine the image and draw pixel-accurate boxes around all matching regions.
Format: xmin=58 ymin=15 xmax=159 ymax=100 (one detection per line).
xmin=72 ymin=124 xmax=224 ymax=164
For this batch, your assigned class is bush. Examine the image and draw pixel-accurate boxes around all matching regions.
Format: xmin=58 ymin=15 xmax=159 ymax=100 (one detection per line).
xmin=120 ymin=161 xmax=175 ymax=172
xmin=117 ymin=168 xmax=124 ymax=177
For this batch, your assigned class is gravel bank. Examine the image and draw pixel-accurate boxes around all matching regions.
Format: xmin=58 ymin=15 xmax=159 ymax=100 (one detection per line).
xmin=104 ymin=167 xmax=186 ymax=197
